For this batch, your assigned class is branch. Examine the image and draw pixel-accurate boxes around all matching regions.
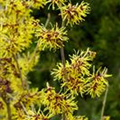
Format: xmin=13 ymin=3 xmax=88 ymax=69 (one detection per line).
xmin=29 ymin=13 xmax=51 ymax=63
xmin=100 ymin=85 xmax=109 ymax=120
xmin=13 ymin=55 xmax=25 ymax=89
xmin=45 ymin=13 xmax=50 ymax=27
xmin=60 ymin=47 xmax=65 ymax=67
xmin=60 ymin=20 xmax=66 ymax=120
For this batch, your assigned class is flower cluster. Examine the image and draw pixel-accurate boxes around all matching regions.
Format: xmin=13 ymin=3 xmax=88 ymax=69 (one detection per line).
xmin=31 ymin=0 xmax=47 ymax=9
xmin=52 ymin=49 xmax=110 ymax=97
xmin=11 ymin=88 xmax=49 ymax=120
xmin=60 ymin=1 xmax=90 ymax=26
xmin=86 ymin=67 xmax=110 ymax=98
xmin=48 ymin=0 xmax=67 ymax=10
xmin=0 ymin=0 xmax=41 ymax=57
xmin=0 ymin=0 xmax=47 ymax=9
xmin=25 ymin=112 xmax=50 ymax=120
xmin=42 ymin=84 xmax=78 ymax=117
xmin=14 ymin=89 xmax=42 ymax=110
xmin=47 ymin=0 xmax=90 ymax=26
xmin=36 ymin=25 xmax=68 ymax=50
xmin=14 ymin=108 xmax=50 ymax=120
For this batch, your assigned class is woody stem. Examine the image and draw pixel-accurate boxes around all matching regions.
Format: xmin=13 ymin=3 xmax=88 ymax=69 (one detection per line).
xmin=100 ymin=85 xmax=109 ymax=120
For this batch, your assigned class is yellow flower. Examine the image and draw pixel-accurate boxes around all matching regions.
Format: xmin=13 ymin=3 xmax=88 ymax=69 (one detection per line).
xmin=52 ymin=49 xmax=96 ymax=96
xmin=43 ymin=85 xmax=78 ymax=116
xmin=31 ymin=0 xmax=47 ymax=9
xmin=0 ymin=0 xmax=41 ymax=57
xmin=36 ymin=24 xmax=68 ymax=50
xmin=86 ymin=67 xmax=111 ymax=98
xmin=69 ymin=49 xmax=96 ymax=76
xmin=25 ymin=110 xmax=50 ymax=120
xmin=0 ymin=98 xmax=7 ymax=119
xmin=51 ymin=61 xmax=70 ymax=81
xmin=14 ymin=88 xmax=42 ymax=111
xmin=0 ymin=0 xmax=3 ymax=3
xmin=60 ymin=1 xmax=90 ymax=26
xmin=102 ymin=116 xmax=110 ymax=120
xmin=30 ymin=114 xmax=49 ymax=120
xmin=0 ymin=79 xmax=12 ymax=95
xmin=48 ymin=0 xmax=67 ymax=10
xmin=13 ymin=110 xmax=26 ymax=120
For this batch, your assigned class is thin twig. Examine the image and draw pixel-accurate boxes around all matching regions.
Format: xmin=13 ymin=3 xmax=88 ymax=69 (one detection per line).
xmin=45 ymin=13 xmax=50 ymax=27
xmin=29 ymin=13 xmax=51 ymax=63
xmin=60 ymin=47 xmax=65 ymax=67
xmin=60 ymin=20 xmax=66 ymax=120
xmin=13 ymin=55 xmax=24 ymax=89
xmin=60 ymin=47 xmax=66 ymax=120
xmin=21 ymin=102 xmax=29 ymax=115
xmin=60 ymin=48 xmax=66 ymax=120
xmin=100 ymin=85 xmax=109 ymax=120
xmin=29 ymin=42 xmax=39 ymax=63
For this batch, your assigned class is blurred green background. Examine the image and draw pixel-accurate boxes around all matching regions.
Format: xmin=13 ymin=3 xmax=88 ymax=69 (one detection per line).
xmin=29 ymin=0 xmax=120 ymax=119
